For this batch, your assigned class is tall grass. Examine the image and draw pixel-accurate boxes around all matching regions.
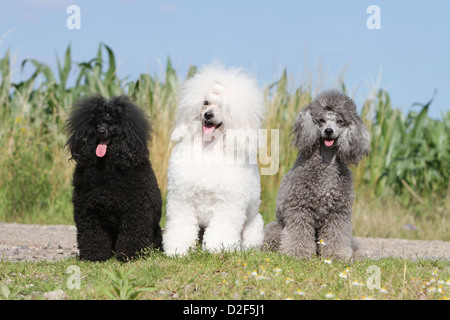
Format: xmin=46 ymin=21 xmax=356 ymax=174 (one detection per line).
xmin=0 ymin=44 xmax=448 ymax=239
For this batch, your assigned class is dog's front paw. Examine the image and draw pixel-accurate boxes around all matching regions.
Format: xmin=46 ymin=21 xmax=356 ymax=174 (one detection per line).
xmin=203 ymin=232 xmax=241 ymax=253
xmin=321 ymin=245 xmax=353 ymax=261
xmin=163 ymin=242 xmax=192 ymax=257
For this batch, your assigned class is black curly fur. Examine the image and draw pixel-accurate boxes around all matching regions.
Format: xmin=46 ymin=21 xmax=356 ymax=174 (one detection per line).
xmin=65 ymin=95 xmax=162 ymax=261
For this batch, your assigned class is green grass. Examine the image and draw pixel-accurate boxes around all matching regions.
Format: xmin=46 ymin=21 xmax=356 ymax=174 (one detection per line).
xmin=0 ymin=43 xmax=448 ymax=239
xmin=1 ymin=250 xmax=449 ymax=300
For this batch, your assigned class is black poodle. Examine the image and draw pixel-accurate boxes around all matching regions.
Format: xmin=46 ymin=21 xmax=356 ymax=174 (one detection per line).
xmin=66 ymin=95 xmax=162 ymax=261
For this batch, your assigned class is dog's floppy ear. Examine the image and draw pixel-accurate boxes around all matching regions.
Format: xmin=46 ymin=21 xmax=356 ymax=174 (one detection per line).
xmin=65 ymin=96 xmax=105 ymax=165
xmin=290 ymin=104 xmax=320 ymax=154
xmin=337 ymin=106 xmax=370 ymax=166
xmin=111 ymin=96 xmax=151 ymax=167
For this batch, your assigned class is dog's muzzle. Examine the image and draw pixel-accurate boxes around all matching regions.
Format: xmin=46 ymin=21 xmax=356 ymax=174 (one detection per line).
xmin=202 ymin=111 xmax=223 ymax=135
xmin=323 ymin=128 xmax=336 ymax=148
xmin=96 ymin=127 xmax=111 ymax=157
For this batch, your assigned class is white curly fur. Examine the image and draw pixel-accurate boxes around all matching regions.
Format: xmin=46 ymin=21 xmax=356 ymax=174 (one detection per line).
xmin=163 ymin=64 xmax=266 ymax=256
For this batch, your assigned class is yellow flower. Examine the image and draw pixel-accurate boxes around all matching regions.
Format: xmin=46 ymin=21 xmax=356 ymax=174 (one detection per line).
xmin=323 ymin=258 xmax=332 ymax=264
xmin=317 ymin=239 xmax=327 ymax=245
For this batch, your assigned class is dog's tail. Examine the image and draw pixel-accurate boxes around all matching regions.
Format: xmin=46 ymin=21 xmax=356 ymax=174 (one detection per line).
xmin=262 ymin=221 xmax=283 ymax=252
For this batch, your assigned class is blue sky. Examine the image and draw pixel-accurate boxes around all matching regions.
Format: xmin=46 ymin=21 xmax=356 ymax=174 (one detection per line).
xmin=0 ymin=0 xmax=448 ymax=119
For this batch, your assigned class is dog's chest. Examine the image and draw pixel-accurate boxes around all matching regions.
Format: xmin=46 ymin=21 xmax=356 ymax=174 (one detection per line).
xmin=286 ymin=160 xmax=351 ymax=216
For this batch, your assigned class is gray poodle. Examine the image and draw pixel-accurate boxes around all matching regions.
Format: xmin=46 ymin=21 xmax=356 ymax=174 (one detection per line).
xmin=263 ymin=89 xmax=370 ymax=260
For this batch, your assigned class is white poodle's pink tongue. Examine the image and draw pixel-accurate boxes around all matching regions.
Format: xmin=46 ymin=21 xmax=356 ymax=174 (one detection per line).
xmin=96 ymin=142 xmax=108 ymax=157
xmin=324 ymin=138 xmax=334 ymax=147
xmin=203 ymin=124 xmax=216 ymax=135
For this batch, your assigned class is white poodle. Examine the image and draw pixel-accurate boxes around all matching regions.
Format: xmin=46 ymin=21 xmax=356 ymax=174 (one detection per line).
xmin=163 ymin=64 xmax=266 ymax=256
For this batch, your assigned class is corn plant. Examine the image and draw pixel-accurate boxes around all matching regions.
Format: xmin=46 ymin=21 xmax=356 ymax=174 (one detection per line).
xmin=0 ymin=43 xmax=448 ymax=225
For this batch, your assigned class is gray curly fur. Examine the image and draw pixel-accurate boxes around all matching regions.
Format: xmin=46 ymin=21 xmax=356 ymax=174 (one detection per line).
xmin=263 ymin=89 xmax=370 ymax=261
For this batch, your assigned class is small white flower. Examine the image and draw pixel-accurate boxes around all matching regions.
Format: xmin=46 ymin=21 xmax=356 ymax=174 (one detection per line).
xmin=323 ymin=259 xmax=332 ymax=264
xmin=317 ymin=239 xmax=327 ymax=245
xmin=339 ymin=272 xmax=347 ymax=279
xmin=380 ymin=287 xmax=388 ymax=293
xmin=320 ymin=283 xmax=327 ymax=288
xmin=273 ymin=268 xmax=282 ymax=275
xmin=351 ymin=280 xmax=365 ymax=287
xmin=259 ymin=290 xmax=265 ymax=296
xmin=325 ymin=292 xmax=335 ymax=298
xmin=285 ymin=277 xmax=294 ymax=284
xmin=294 ymin=290 xmax=306 ymax=296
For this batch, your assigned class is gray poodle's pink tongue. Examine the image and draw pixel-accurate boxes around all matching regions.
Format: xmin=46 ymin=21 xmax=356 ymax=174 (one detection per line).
xmin=324 ymin=138 xmax=335 ymax=147
xmin=96 ymin=140 xmax=109 ymax=157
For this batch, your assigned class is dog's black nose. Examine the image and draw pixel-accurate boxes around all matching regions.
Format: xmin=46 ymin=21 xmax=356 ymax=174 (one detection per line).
xmin=98 ymin=128 xmax=107 ymax=136
xmin=324 ymin=128 xmax=333 ymax=136
xmin=204 ymin=111 xmax=214 ymax=120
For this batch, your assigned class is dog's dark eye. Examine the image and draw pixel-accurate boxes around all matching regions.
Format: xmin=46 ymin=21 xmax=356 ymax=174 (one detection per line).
xmin=337 ymin=119 xmax=344 ymax=125
xmin=204 ymin=101 xmax=209 ymax=106
xmin=319 ymin=119 xmax=326 ymax=124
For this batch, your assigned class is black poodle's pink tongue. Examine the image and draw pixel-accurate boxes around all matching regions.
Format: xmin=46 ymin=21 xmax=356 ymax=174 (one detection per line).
xmin=96 ymin=140 xmax=109 ymax=157
xmin=324 ymin=138 xmax=335 ymax=147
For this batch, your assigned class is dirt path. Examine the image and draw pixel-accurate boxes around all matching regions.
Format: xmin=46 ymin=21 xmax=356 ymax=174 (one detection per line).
xmin=0 ymin=222 xmax=449 ymax=262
